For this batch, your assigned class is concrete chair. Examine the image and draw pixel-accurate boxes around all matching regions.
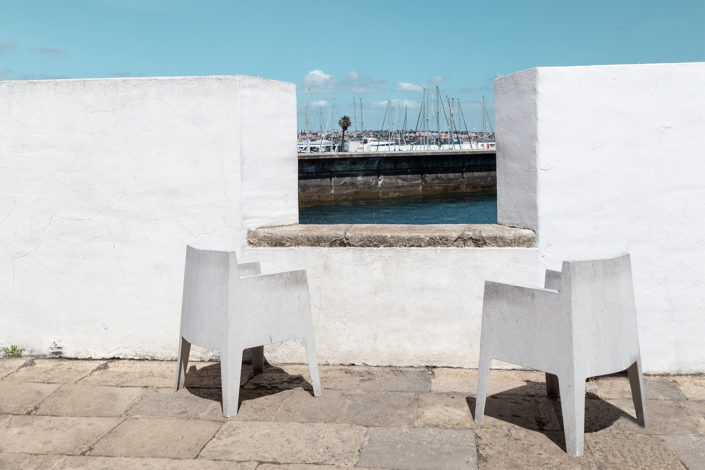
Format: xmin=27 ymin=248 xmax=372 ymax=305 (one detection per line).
xmin=175 ymin=245 xmax=321 ymax=417
xmin=474 ymin=253 xmax=646 ymax=456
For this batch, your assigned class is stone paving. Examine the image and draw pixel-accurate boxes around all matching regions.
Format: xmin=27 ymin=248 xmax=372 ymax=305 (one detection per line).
xmin=0 ymin=358 xmax=703 ymax=469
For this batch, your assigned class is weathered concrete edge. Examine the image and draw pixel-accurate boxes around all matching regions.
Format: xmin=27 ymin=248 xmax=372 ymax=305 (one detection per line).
xmin=247 ymin=224 xmax=536 ymax=248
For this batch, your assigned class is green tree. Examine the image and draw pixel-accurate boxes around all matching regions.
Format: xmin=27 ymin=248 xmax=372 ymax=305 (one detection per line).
xmin=338 ymin=115 xmax=351 ymax=152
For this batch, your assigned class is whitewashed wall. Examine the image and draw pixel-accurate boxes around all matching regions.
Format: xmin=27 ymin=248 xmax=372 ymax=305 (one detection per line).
xmin=496 ymin=62 xmax=705 ymax=373
xmin=245 ymin=247 xmax=540 ymax=367
xmin=3 ymin=65 xmax=704 ymax=373
xmin=0 ymin=76 xmax=297 ymax=358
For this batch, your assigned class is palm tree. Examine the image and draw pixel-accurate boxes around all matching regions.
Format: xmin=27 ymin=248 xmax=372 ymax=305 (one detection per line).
xmin=338 ymin=115 xmax=351 ymax=152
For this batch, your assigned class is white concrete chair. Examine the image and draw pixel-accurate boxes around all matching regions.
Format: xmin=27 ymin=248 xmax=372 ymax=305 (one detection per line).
xmin=175 ymin=245 xmax=321 ymax=417
xmin=474 ymin=253 xmax=646 ymax=456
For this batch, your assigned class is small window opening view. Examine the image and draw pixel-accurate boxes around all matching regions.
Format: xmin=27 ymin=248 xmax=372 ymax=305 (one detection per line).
xmin=297 ymin=93 xmax=496 ymax=224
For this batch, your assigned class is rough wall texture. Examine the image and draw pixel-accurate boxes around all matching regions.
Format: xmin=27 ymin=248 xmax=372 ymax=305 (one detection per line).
xmin=248 ymin=224 xmax=535 ymax=248
xmin=496 ymin=62 xmax=705 ymax=373
xmin=0 ymin=76 xmax=297 ymax=358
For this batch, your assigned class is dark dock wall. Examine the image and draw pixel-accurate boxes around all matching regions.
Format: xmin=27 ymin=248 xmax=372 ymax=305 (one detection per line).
xmin=299 ymin=150 xmax=496 ymax=201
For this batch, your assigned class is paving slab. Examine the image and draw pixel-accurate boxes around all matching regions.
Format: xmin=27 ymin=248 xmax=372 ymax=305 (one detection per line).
xmin=275 ymin=364 xmax=433 ymax=393
xmin=583 ymin=397 xmax=635 ymax=433
xmin=586 ymin=429 xmax=686 ymax=469
xmin=0 ymin=453 xmax=66 ymax=470
xmin=475 ymin=426 xmax=598 ymax=469
xmin=243 ymin=367 xmax=314 ymax=392
xmin=257 ymin=465 xmax=393 ymax=470
xmin=433 ymin=368 xmax=546 ymax=395
xmin=343 ymin=390 xmax=417 ymax=427
xmin=234 ymin=389 xmax=294 ymax=422
xmin=61 ymin=455 xmax=257 ymax=469
xmin=678 ymin=400 xmax=705 ymax=434
xmin=89 ymin=417 xmax=222 ymax=459
xmin=315 ymin=365 xmax=432 ymax=393
xmin=660 ymin=435 xmax=705 ymax=470
xmin=0 ymin=358 xmax=30 ymax=379
xmin=182 ymin=361 xmax=254 ymax=388
xmin=0 ymin=414 xmax=13 ymax=426
xmin=609 ymin=399 xmax=701 ymax=436
xmin=357 ymin=426 xmax=477 ymax=470
xmin=5 ymin=359 xmax=105 ymax=384
xmin=35 ymin=384 xmax=145 ymax=417
xmin=415 ymin=393 xmax=475 ymax=429
xmin=126 ymin=388 xmax=225 ymax=421
xmin=78 ymin=361 xmax=176 ymax=387
xmin=586 ymin=375 xmax=687 ymax=401
xmin=674 ymin=375 xmax=705 ymax=400
xmin=275 ymin=388 xmax=347 ymax=423
xmin=470 ymin=395 xmax=544 ymax=431
xmin=200 ymin=421 xmax=367 ymax=465
xmin=0 ymin=415 xmax=121 ymax=455
xmin=0 ymin=381 xmax=61 ymax=414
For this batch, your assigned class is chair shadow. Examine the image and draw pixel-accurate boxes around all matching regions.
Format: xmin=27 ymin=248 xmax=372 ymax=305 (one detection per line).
xmin=183 ymin=357 xmax=316 ymax=413
xmin=466 ymin=380 xmax=640 ymax=452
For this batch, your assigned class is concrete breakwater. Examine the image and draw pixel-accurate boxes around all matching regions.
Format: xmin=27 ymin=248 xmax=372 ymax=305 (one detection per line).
xmin=299 ymin=149 xmax=496 ymax=201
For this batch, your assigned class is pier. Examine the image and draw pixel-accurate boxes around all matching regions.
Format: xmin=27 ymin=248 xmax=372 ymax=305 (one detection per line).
xmin=299 ymin=149 xmax=496 ymax=201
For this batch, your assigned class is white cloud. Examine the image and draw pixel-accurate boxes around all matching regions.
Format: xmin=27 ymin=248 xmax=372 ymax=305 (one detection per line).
xmin=429 ymin=75 xmax=445 ymax=83
xmin=397 ymin=82 xmax=424 ymax=92
xmin=311 ymin=100 xmax=328 ymax=107
xmin=302 ymin=69 xmax=335 ymax=89
xmin=300 ymin=69 xmax=384 ymax=94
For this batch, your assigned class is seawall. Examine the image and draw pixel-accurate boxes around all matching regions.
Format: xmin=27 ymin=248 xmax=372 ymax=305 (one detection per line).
xmin=298 ymin=150 xmax=496 ymax=201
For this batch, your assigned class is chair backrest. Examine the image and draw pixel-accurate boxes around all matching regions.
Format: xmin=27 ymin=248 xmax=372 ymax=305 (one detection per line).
xmin=562 ymin=253 xmax=641 ymax=376
xmin=180 ymin=245 xmax=237 ymax=348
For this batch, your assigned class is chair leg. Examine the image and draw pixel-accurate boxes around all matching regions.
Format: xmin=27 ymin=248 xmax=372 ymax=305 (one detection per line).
xmin=475 ymin=352 xmax=491 ymax=425
xmin=221 ymin=346 xmax=244 ymax=418
xmin=558 ymin=374 xmax=586 ymax=457
xmin=546 ymin=373 xmax=560 ymax=398
xmin=251 ymin=346 xmax=265 ymax=375
xmin=627 ymin=360 xmax=647 ymax=426
xmin=175 ymin=336 xmax=191 ymax=391
xmin=304 ymin=337 xmax=322 ymax=396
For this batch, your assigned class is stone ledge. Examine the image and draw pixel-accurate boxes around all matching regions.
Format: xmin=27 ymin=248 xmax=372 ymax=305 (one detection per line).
xmin=247 ymin=224 xmax=535 ymax=248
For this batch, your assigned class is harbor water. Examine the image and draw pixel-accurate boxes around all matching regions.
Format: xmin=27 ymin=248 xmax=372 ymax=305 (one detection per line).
xmin=299 ymin=191 xmax=497 ymax=224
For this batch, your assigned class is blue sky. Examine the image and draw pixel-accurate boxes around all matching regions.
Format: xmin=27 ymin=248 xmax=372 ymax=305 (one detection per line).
xmin=1 ymin=0 xmax=703 ymax=130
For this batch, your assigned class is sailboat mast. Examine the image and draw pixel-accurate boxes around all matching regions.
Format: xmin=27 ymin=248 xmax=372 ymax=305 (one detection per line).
xmin=360 ymin=97 xmax=364 ymax=132
xmin=353 ymin=98 xmax=357 ymax=132
xmin=305 ymin=88 xmax=311 ymax=153
xmin=435 ymin=86 xmax=440 ymax=148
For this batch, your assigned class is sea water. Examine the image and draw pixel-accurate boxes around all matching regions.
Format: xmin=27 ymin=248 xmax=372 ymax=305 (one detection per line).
xmin=299 ymin=191 xmax=497 ymax=224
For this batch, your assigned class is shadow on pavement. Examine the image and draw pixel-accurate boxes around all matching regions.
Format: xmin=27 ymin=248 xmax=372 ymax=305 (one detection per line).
xmin=183 ymin=359 xmax=315 ymax=413
xmin=466 ymin=380 xmax=640 ymax=452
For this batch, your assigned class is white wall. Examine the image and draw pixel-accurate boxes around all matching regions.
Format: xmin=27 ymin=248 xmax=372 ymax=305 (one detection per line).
xmin=4 ymin=65 xmax=704 ymax=373
xmin=496 ymin=62 xmax=705 ymax=373
xmin=245 ymin=247 xmax=540 ymax=367
xmin=0 ymin=76 xmax=297 ymax=358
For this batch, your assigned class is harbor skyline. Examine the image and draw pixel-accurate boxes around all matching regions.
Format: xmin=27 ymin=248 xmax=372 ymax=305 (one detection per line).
xmin=1 ymin=0 xmax=703 ymax=129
